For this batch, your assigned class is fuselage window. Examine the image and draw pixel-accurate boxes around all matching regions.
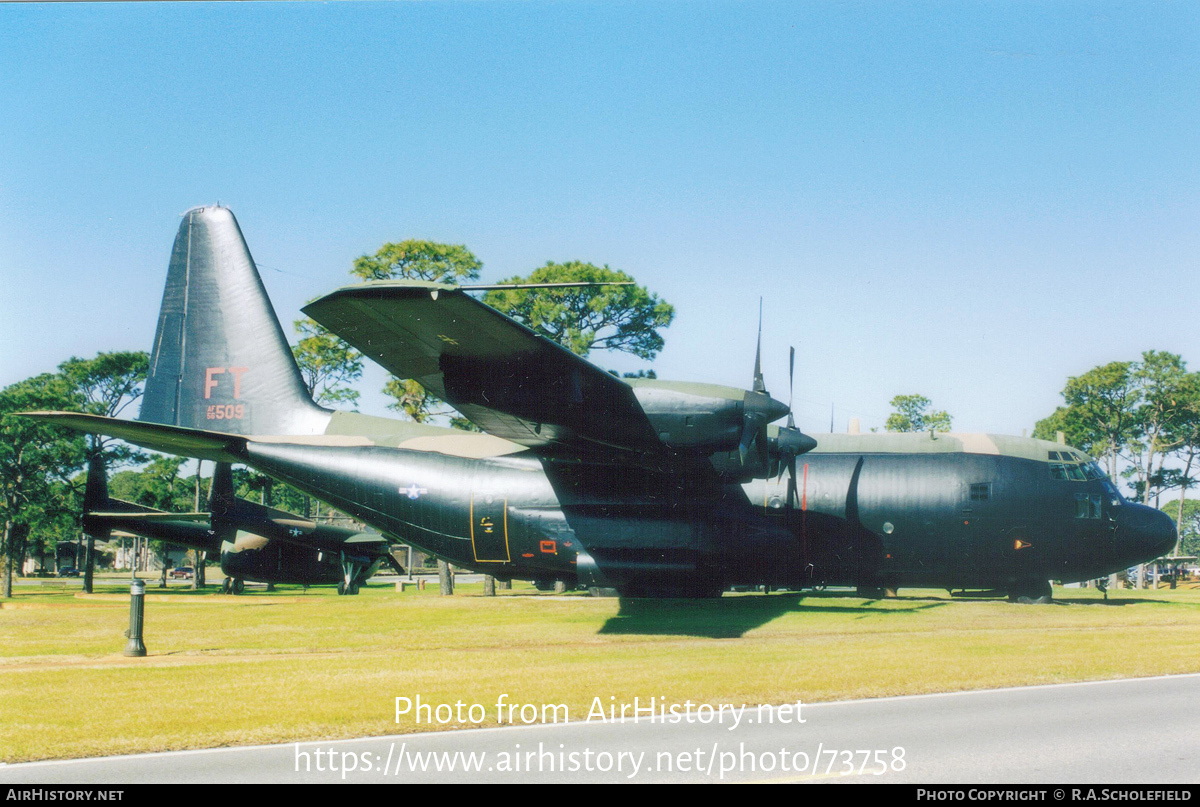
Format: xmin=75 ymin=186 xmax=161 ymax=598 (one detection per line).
xmin=1074 ymin=492 xmax=1102 ymax=519
xmin=969 ymin=483 xmax=990 ymax=501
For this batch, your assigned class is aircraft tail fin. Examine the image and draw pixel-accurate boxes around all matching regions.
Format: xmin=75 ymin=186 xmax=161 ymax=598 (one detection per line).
xmin=208 ymin=462 xmax=238 ymax=543
xmin=82 ymin=455 xmax=112 ymax=541
xmin=83 ymin=455 xmax=109 ymax=516
xmin=139 ymin=205 xmax=331 ymax=436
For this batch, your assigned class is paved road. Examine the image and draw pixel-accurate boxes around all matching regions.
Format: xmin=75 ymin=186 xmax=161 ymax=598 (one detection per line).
xmin=3 ymin=674 xmax=1197 ymax=784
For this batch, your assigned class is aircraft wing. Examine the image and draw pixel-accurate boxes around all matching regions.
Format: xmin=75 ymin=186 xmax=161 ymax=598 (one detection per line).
xmin=303 ymin=281 xmax=665 ymax=459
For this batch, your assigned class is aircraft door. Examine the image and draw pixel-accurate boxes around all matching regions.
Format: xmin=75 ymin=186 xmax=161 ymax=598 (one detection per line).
xmin=957 ymin=481 xmax=997 ymax=582
xmin=470 ymin=491 xmax=510 ymax=563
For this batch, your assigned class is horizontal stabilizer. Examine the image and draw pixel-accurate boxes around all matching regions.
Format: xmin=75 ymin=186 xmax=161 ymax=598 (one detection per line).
xmin=344 ymin=532 xmax=388 ymax=544
xmin=87 ymin=511 xmax=211 ymax=523
xmin=20 ymin=412 xmax=246 ymax=463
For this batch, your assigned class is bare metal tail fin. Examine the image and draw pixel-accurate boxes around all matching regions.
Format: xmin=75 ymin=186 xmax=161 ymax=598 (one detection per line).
xmin=139 ymin=205 xmax=330 ymax=436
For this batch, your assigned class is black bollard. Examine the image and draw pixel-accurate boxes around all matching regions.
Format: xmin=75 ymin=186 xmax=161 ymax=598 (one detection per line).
xmin=123 ymin=579 xmax=147 ymax=657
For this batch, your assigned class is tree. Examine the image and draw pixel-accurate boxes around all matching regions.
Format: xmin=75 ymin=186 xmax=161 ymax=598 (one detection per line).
xmin=0 ymin=374 xmax=85 ymax=597
xmin=20 ymin=484 xmax=78 ymax=575
xmin=57 ymin=352 xmax=149 ymax=466
xmin=1033 ymin=362 xmax=1138 ymax=482
xmin=111 ymin=455 xmax=193 ymax=587
xmin=292 ymin=317 xmax=363 ymax=408
xmin=351 ymin=240 xmax=482 ymax=284
xmin=1164 ymin=375 xmax=1200 ymax=554
xmin=885 ymin=395 xmax=952 ymax=433
xmin=383 ymin=377 xmax=438 ymax=423
xmin=110 ymin=455 xmax=193 ymax=511
xmin=352 ymin=240 xmax=483 ymax=421
xmin=482 ymin=262 xmax=675 ymax=360
xmin=1126 ymin=351 xmax=1190 ymax=507
xmin=1163 ymin=498 xmax=1200 ymax=558
xmin=57 ymin=351 xmax=149 ymax=592
xmin=1034 ymin=354 xmax=1194 ymax=588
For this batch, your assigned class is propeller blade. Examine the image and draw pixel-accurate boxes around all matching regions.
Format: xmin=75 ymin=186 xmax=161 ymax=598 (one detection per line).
xmin=738 ymin=414 xmax=761 ymax=465
xmin=752 ymin=298 xmax=766 ymax=394
xmin=787 ymin=346 xmax=796 ymax=429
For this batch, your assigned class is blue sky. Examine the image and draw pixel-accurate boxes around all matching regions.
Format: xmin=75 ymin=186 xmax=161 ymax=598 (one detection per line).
xmin=2 ymin=1 xmax=1197 ymax=436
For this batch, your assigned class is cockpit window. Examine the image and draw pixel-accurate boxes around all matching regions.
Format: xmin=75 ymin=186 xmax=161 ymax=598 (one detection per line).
xmin=1049 ymin=461 xmax=1096 ymax=482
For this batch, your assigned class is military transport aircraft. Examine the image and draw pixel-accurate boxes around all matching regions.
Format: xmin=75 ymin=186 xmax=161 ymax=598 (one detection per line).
xmin=26 ymin=206 xmax=1176 ymax=601
xmin=82 ymin=456 xmax=400 ymax=594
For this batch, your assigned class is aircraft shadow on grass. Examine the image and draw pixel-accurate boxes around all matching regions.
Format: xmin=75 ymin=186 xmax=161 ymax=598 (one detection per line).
xmin=597 ymin=594 xmax=949 ymax=638
xmin=1049 ymin=596 xmax=1176 ymax=607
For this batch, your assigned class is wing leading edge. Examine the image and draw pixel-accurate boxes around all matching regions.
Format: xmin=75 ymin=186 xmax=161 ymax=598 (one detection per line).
xmin=303 ymin=281 xmax=664 ymax=460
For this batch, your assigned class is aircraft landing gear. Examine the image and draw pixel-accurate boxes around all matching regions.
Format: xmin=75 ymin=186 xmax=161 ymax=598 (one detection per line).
xmin=1008 ymin=580 xmax=1053 ymax=604
xmin=222 ymin=577 xmax=245 ymax=595
xmin=338 ymin=551 xmax=367 ymax=595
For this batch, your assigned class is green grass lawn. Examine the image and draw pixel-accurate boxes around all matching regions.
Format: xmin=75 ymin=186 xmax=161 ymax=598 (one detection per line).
xmin=3 ymin=581 xmax=1199 ymax=763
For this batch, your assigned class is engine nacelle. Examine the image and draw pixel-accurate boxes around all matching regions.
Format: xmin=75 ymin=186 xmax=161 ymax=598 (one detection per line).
xmin=629 ymin=379 xmax=789 ymax=454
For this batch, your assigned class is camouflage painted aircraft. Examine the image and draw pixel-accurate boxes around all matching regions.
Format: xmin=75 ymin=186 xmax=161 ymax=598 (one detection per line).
xmin=27 ymin=206 xmax=1176 ymax=601
xmin=82 ymin=456 xmax=398 ymax=594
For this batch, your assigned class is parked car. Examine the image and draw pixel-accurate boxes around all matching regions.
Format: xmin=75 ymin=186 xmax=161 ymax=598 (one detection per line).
xmin=170 ymin=566 xmax=194 ymax=580
xmin=57 ymin=567 xmax=79 ymax=577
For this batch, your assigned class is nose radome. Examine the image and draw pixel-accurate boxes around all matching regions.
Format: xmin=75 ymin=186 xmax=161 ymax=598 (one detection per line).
xmin=1148 ymin=507 xmax=1178 ymax=557
xmin=1121 ymin=504 xmax=1177 ymax=562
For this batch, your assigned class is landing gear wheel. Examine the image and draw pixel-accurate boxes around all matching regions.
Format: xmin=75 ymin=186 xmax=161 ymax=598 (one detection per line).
xmin=337 ymin=581 xmax=347 ymax=596
xmin=348 ymin=582 xmax=360 ymax=595
xmin=221 ymin=578 xmax=232 ymax=594
xmin=231 ymin=578 xmax=245 ymax=595
xmin=1008 ymin=580 xmax=1052 ymax=604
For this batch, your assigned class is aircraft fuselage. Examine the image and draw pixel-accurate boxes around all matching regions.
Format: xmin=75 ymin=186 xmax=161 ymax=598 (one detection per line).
xmin=239 ymin=433 xmax=1175 ymax=597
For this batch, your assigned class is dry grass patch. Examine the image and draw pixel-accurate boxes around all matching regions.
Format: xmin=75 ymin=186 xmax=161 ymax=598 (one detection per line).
xmin=3 ymin=583 xmax=1199 ymax=762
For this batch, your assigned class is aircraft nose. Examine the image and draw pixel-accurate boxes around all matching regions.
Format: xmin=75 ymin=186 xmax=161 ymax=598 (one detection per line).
xmin=1117 ymin=504 xmax=1177 ymax=562
xmin=1147 ymin=508 xmax=1179 ymax=557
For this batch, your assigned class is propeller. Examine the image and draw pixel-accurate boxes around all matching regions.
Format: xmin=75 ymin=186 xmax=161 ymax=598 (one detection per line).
xmin=739 ymin=301 xmax=789 ymax=467
xmin=772 ymin=345 xmax=817 ymax=508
